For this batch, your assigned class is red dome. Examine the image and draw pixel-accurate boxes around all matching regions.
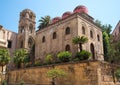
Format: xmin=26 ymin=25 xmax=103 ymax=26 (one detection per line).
xmin=52 ymin=17 xmax=61 ymax=23
xmin=62 ymin=11 xmax=72 ymax=19
xmin=73 ymin=5 xmax=88 ymax=14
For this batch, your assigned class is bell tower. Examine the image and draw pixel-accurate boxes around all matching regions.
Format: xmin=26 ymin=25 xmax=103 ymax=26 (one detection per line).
xmin=17 ymin=9 xmax=36 ymax=51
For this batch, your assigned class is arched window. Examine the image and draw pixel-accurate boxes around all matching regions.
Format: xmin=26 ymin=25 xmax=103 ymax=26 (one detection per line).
xmin=90 ymin=30 xmax=93 ymax=38
xmin=53 ymin=32 xmax=57 ymax=39
xmin=29 ymin=24 xmax=33 ymax=33
xmin=65 ymin=44 xmax=70 ymax=51
xmin=90 ymin=43 xmax=95 ymax=60
xmin=65 ymin=27 xmax=70 ymax=35
xmin=42 ymin=36 xmax=45 ymax=43
xmin=82 ymin=26 xmax=85 ymax=34
xmin=97 ymin=34 xmax=100 ymax=41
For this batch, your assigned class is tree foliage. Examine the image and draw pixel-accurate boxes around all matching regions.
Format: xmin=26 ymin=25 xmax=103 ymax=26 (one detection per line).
xmin=95 ymin=20 xmax=112 ymax=37
xmin=45 ymin=54 xmax=54 ymax=64
xmin=57 ymin=51 xmax=72 ymax=62
xmin=0 ymin=48 xmax=10 ymax=71
xmin=38 ymin=15 xmax=51 ymax=29
xmin=47 ymin=68 xmax=67 ymax=85
xmin=95 ymin=20 xmax=112 ymax=61
xmin=0 ymin=48 xmax=10 ymax=66
xmin=103 ymin=32 xmax=110 ymax=61
xmin=13 ymin=49 xmax=29 ymax=68
xmin=76 ymin=50 xmax=91 ymax=60
xmin=47 ymin=68 xmax=66 ymax=79
xmin=115 ymin=68 xmax=120 ymax=79
xmin=108 ymin=41 xmax=120 ymax=63
xmin=72 ymin=36 xmax=88 ymax=51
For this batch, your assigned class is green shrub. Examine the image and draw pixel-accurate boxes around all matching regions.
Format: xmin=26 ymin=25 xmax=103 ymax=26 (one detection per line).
xmin=2 ymin=80 xmax=7 ymax=85
xmin=45 ymin=54 xmax=54 ymax=64
xmin=73 ymin=58 xmax=79 ymax=62
xmin=20 ymin=80 xmax=24 ymax=85
xmin=115 ymin=68 xmax=120 ymax=79
xmin=76 ymin=50 xmax=91 ymax=60
xmin=34 ymin=59 xmax=41 ymax=66
xmin=47 ymin=68 xmax=67 ymax=79
xmin=57 ymin=51 xmax=72 ymax=62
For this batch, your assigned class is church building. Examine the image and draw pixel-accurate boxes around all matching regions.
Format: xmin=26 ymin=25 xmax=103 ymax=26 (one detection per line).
xmin=0 ymin=5 xmax=104 ymax=63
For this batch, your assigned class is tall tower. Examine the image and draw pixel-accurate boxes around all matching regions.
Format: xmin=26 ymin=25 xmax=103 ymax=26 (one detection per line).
xmin=17 ymin=9 xmax=36 ymax=52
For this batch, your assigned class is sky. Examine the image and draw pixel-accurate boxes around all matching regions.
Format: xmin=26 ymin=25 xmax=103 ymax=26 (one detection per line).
xmin=0 ymin=0 xmax=120 ymax=33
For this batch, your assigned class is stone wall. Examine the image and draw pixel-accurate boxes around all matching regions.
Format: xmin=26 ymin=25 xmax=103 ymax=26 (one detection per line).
xmin=8 ymin=61 xmax=120 ymax=85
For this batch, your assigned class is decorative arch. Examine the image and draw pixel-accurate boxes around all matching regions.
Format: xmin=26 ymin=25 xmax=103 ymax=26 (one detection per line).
xmin=65 ymin=44 xmax=71 ymax=51
xmin=90 ymin=43 xmax=95 ymax=60
xmin=65 ymin=27 xmax=70 ymax=35
xmin=28 ymin=37 xmax=34 ymax=48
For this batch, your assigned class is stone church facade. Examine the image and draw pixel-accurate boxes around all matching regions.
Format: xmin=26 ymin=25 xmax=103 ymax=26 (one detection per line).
xmin=0 ymin=5 xmax=104 ymax=62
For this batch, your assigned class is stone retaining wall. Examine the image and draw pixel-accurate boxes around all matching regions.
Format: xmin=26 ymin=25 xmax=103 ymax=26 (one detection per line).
xmin=8 ymin=61 xmax=120 ymax=85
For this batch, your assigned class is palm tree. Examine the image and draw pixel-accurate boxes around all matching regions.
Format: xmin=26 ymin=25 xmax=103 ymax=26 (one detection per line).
xmin=72 ymin=36 xmax=88 ymax=52
xmin=0 ymin=48 xmax=10 ymax=84
xmin=0 ymin=48 xmax=10 ymax=72
xmin=13 ymin=49 xmax=29 ymax=68
xmin=38 ymin=15 xmax=51 ymax=29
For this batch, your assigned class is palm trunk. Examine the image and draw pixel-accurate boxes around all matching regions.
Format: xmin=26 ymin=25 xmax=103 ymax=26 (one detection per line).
xmin=79 ymin=43 xmax=82 ymax=52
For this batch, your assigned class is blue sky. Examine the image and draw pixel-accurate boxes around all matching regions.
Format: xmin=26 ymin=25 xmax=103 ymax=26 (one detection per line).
xmin=0 ymin=0 xmax=120 ymax=32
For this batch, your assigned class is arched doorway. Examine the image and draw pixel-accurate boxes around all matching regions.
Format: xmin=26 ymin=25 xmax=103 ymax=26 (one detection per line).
xmin=28 ymin=37 xmax=35 ymax=64
xmin=90 ymin=43 xmax=95 ymax=60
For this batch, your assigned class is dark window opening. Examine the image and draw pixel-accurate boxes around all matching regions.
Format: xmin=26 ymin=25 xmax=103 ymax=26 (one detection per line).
xmin=7 ymin=40 xmax=12 ymax=48
xmin=53 ymin=32 xmax=57 ymax=39
xmin=42 ymin=36 xmax=45 ymax=43
xmin=90 ymin=30 xmax=93 ymax=38
xmin=65 ymin=44 xmax=70 ymax=51
xmin=82 ymin=26 xmax=85 ymax=34
xmin=90 ymin=43 xmax=95 ymax=60
xmin=97 ymin=35 xmax=100 ymax=41
xmin=65 ymin=27 xmax=70 ymax=35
